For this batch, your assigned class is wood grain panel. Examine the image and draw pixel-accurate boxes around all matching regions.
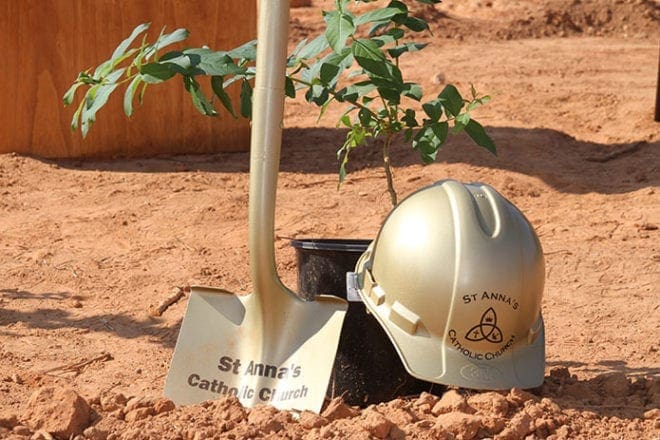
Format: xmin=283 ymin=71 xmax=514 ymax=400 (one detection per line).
xmin=0 ymin=0 xmax=256 ymax=158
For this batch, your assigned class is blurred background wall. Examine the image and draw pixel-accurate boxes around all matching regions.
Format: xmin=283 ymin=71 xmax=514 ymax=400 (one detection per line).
xmin=0 ymin=0 xmax=256 ymax=158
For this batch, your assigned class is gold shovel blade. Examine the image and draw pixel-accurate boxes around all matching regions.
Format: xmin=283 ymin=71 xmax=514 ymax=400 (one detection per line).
xmin=163 ymin=286 xmax=347 ymax=412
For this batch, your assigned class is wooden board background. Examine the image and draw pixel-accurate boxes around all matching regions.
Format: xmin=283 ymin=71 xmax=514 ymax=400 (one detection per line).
xmin=0 ymin=0 xmax=256 ymax=158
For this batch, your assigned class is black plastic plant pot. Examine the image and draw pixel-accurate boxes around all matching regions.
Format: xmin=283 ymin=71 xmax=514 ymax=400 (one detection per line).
xmin=291 ymin=238 xmax=441 ymax=407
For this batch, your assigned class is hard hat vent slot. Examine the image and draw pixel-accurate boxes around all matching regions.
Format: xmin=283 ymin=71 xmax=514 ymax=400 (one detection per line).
xmin=389 ymin=301 xmax=420 ymax=335
xmin=370 ymin=285 xmax=386 ymax=306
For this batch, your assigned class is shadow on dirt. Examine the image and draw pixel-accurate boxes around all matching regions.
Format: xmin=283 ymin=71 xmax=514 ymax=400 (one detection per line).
xmin=40 ymin=126 xmax=658 ymax=195
xmin=547 ymin=359 xmax=660 ymax=378
xmin=0 ymin=289 xmax=180 ymax=348
xmin=540 ymin=367 xmax=658 ymax=420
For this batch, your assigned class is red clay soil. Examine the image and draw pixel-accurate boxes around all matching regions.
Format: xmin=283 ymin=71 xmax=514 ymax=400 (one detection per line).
xmin=1 ymin=0 xmax=659 ymax=439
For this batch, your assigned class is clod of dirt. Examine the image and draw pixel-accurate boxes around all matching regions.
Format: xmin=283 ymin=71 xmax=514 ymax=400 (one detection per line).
xmin=468 ymin=391 xmax=510 ymax=417
xmin=247 ymin=404 xmax=292 ymax=434
xmin=22 ymin=386 xmax=91 ymax=439
xmin=299 ymin=410 xmax=328 ymax=429
xmin=432 ymin=389 xmax=474 ymax=415
xmin=0 ymin=412 xmax=18 ymax=429
xmin=321 ymin=397 xmax=360 ymax=421
xmin=99 ymin=391 xmax=128 ymax=412
xmin=412 ymin=391 xmax=440 ymax=415
xmin=31 ymin=431 xmax=55 ymax=440
xmin=359 ymin=407 xmax=394 ymax=439
xmin=507 ymin=388 xmax=540 ymax=407
xmin=434 ymin=412 xmax=483 ymax=440
xmin=596 ymin=371 xmax=630 ymax=397
xmin=206 ymin=395 xmax=247 ymax=424
xmin=644 ymin=408 xmax=660 ymax=420
xmin=496 ymin=410 xmax=534 ymax=440
xmin=152 ymin=398 xmax=175 ymax=415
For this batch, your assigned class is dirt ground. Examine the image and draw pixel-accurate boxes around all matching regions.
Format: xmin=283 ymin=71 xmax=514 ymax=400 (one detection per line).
xmin=1 ymin=0 xmax=659 ymax=439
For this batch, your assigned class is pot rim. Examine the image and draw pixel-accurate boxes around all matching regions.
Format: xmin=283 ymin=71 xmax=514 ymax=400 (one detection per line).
xmin=290 ymin=238 xmax=372 ymax=253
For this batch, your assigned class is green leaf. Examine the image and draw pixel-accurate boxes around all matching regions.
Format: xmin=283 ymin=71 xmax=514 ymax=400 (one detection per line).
xmin=358 ymin=108 xmax=373 ymax=127
xmin=430 ymin=121 xmax=448 ymax=144
xmin=70 ymin=99 xmax=85 ymax=131
xmin=386 ymin=28 xmax=405 ymax=40
xmin=139 ymin=62 xmax=176 ymax=83
xmin=228 ymin=39 xmax=257 ymax=60
xmin=296 ymin=34 xmax=330 ymax=60
xmin=152 ymin=28 xmax=190 ymax=54
xmin=438 ymin=84 xmax=463 ymax=117
xmin=402 ymin=109 xmax=418 ymax=127
xmin=422 ymin=99 xmax=442 ymax=121
xmin=454 ymin=112 xmax=471 ymax=132
xmin=339 ymin=113 xmax=352 ymax=128
xmin=387 ymin=42 xmax=427 ymax=58
xmin=336 ymin=81 xmax=376 ymax=103
xmin=138 ymin=81 xmax=149 ymax=104
xmin=377 ymin=86 xmax=400 ymax=105
xmin=195 ymin=52 xmax=246 ymax=76
xmin=402 ymin=83 xmax=423 ymax=101
xmin=305 ymin=84 xmax=330 ymax=105
xmin=320 ymin=62 xmax=341 ymax=85
xmin=388 ymin=1 xmax=409 ymax=15
xmin=352 ymin=38 xmax=385 ymax=61
xmin=105 ymin=68 xmax=126 ymax=84
xmin=80 ymin=83 xmax=120 ymax=137
xmin=62 ymin=82 xmax=83 ymax=106
xmin=284 ymin=77 xmax=296 ymax=99
xmin=123 ymin=75 xmax=142 ymax=117
xmin=161 ymin=54 xmax=202 ymax=75
xmin=111 ymin=23 xmax=151 ymax=61
xmin=412 ymin=126 xmax=440 ymax=163
xmin=183 ymin=76 xmax=217 ymax=116
xmin=466 ymin=95 xmax=491 ymax=112
xmin=402 ymin=16 xmax=429 ymax=32
xmin=353 ymin=39 xmax=397 ymax=80
xmin=211 ymin=76 xmax=238 ymax=118
xmin=354 ymin=7 xmax=402 ymax=25
xmin=93 ymin=24 xmax=149 ymax=78
xmin=464 ymin=119 xmax=496 ymax=154
xmin=240 ymin=79 xmax=253 ymax=118
xmin=367 ymin=21 xmax=391 ymax=37
xmin=324 ymin=10 xmax=356 ymax=52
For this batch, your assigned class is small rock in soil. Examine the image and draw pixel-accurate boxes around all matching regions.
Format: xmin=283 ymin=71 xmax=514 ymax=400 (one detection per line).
xmin=22 ymin=386 xmax=91 ymax=439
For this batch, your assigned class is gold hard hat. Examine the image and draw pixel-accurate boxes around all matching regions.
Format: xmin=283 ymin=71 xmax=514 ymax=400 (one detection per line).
xmin=355 ymin=180 xmax=545 ymax=389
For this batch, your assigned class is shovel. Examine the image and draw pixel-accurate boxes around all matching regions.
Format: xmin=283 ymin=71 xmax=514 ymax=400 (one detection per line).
xmin=163 ymin=0 xmax=347 ymax=412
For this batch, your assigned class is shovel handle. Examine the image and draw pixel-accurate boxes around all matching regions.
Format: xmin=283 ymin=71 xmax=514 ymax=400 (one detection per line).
xmin=248 ymin=0 xmax=291 ymax=296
